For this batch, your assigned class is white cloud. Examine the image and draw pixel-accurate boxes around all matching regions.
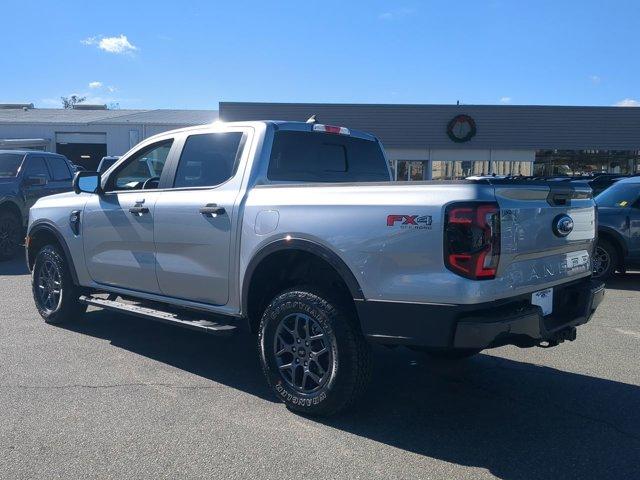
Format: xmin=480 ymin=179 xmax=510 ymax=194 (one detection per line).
xmin=379 ymin=8 xmax=414 ymax=20
xmin=82 ymin=34 xmax=138 ymax=55
xmin=615 ymin=98 xmax=640 ymax=107
xmin=500 ymin=96 xmax=512 ymax=104
xmin=88 ymin=81 xmax=103 ymax=89
xmin=588 ymin=75 xmax=601 ymax=84
xmin=107 ymin=85 xmax=117 ymax=93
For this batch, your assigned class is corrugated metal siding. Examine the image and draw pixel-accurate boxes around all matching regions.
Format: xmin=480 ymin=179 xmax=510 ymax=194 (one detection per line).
xmin=220 ymin=102 xmax=640 ymax=150
xmin=0 ymin=108 xmax=218 ymax=126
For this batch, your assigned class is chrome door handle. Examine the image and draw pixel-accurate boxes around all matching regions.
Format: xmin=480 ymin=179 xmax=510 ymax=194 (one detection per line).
xmin=129 ymin=206 xmax=149 ymax=215
xmin=200 ymin=204 xmax=226 ymax=217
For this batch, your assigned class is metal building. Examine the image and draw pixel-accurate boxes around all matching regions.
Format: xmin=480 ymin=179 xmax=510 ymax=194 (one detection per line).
xmin=0 ymin=104 xmax=217 ymax=170
xmin=220 ymin=102 xmax=640 ymax=180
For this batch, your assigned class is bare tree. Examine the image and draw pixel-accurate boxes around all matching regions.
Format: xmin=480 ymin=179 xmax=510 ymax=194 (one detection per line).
xmin=61 ymin=95 xmax=86 ymax=109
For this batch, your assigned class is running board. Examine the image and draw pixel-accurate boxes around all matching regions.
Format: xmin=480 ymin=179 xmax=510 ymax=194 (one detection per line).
xmin=79 ymin=295 xmax=237 ymax=335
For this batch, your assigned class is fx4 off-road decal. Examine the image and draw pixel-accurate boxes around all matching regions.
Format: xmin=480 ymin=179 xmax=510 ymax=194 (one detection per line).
xmin=386 ymin=215 xmax=432 ymax=230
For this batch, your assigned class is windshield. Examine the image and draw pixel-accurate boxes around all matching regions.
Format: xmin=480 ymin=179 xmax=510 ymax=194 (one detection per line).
xmin=0 ymin=153 xmax=25 ymax=177
xmin=595 ymin=183 xmax=640 ymax=208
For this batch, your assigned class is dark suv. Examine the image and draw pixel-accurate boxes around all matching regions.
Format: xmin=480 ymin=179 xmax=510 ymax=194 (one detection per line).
xmin=593 ymin=176 xmax=640 ymax=279
xmin=0 ymin=150 xmax=75 ymax=260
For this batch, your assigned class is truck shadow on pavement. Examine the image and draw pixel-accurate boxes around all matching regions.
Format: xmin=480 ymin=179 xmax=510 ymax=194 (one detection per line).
xmin=62 ymin=309 xmax=640 ymax=480
xmin=606 ymin=272 xmax=640 ymax=292
xmin=0 ymin=257 xmax=29 ymax=276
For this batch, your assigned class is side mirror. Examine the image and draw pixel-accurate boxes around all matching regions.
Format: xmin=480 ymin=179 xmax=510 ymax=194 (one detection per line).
xmin=73 ymin=171 xmax=103 ymax=195
xmin=24 ymin=175 xmax=48 ymax=186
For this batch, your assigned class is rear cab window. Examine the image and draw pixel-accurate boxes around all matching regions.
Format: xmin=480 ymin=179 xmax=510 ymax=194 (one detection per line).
xmin=267 ymin=130 xmax=390 ymax=182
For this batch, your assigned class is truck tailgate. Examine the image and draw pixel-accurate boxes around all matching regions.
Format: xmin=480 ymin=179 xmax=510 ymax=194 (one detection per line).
xmin=494 ymin=182 xmax=595 ymax=295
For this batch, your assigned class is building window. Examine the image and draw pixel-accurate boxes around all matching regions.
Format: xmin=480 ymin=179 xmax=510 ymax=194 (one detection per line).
xmin=534 ymin=150 xmax=640 ymax=176
xmin=394 ymin=160 xmax=427 ymax=181
xmin=431 ymin=160 xmax=490 ymax=180
xmin=491 ymin=161 xmax=533 ymax=176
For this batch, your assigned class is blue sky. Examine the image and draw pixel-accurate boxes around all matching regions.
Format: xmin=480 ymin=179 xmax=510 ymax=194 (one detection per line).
xmin=2 ymin=0 xmax=639 ymax=109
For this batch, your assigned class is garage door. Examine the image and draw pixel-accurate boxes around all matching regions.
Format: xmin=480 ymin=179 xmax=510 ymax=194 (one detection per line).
xmin=56 ymin=133 xmax=107 ymax=170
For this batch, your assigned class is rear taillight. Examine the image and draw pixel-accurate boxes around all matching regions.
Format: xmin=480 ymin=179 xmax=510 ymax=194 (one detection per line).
xmin=444 ymin=202 xmax=500 ymax=280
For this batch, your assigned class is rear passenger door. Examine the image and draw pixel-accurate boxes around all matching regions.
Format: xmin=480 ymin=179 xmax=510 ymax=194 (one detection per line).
xmin=154 ymin=128 xmax=249 ymax=305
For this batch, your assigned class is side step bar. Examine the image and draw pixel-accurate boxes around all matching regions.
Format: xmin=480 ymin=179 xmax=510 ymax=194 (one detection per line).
xmin=79 ymin=295 xmax=237 ymax=335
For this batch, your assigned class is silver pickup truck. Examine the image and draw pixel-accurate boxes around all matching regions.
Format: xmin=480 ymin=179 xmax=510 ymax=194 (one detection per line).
xmin=26 ymin=120 xmax=605 ymax=416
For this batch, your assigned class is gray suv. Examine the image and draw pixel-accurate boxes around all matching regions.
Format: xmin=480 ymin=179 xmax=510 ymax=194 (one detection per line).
xmin=25 ymin=121 xmax=604 ymax=416
xmin=0 ymin=150 xmax=74 ymax=260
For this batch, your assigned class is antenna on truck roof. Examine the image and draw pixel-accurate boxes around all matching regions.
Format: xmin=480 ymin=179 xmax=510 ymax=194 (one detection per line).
xmin=306 ymin=114 xmax=317 ymax=124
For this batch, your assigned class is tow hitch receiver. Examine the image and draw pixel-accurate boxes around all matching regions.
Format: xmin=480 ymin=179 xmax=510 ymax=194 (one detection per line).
xmin=537 ymin=326 xmax=577 ymax=348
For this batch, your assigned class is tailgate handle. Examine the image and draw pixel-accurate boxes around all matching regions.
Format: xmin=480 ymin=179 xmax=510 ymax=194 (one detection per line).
xmin=549 ymin=193 xmax=569 ymax=206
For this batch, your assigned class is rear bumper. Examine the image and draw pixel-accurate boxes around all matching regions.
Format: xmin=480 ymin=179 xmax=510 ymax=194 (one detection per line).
xmin=356 ymin=278 xmax=605 ymax=350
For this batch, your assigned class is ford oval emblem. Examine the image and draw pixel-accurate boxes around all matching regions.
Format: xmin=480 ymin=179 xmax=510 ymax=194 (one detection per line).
xmin=553 ymin=214 xmax=574 ymax=237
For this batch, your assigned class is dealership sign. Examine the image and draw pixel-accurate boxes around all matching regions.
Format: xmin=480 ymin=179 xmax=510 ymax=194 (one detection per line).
xmin=447 ymin=114 xmax=477 ymax=143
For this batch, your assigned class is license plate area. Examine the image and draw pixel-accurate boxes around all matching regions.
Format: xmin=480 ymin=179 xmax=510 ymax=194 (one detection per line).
xmin=532 ymin=288 xmax=553 ymax=316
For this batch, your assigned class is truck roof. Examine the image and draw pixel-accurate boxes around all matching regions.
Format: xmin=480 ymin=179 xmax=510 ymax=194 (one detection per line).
xmin=146 ymin=120 xmax=379 ymax=143
xmin=0 ymin=149 xmax=64 ymax=156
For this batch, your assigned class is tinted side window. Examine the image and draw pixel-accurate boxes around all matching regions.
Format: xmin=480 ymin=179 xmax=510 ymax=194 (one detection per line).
xmin=110 ymin=140 xmax=173 ymax=191
xmin=173 ymin=132 xmax=244 ymax=188
xmin=24 ymin=157 xmax=51 ymax=180
xmin=46 ymin=156 xmax=72 ymax=180
xmin=267 ymin=131 xmax=390 ymax=182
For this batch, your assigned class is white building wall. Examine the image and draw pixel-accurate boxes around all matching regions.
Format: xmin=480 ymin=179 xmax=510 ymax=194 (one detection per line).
xmin=0 ymin=122 xmax=192 ymax=157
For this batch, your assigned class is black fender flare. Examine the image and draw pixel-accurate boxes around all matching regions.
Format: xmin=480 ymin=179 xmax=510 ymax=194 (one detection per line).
xmin=598 ymin=226 xmax=628 ymax=258
xmin=241 ymin=237 xmax=364 ymax=316
xmin=27 ymin=220 xmax=80 ymax=285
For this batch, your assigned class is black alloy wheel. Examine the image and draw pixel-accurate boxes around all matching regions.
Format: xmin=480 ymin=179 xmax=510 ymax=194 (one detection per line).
xmin=274 ymin=312 xmax=334 ymax=394
xmin=35 ymin=257 xmax=63 ymax=313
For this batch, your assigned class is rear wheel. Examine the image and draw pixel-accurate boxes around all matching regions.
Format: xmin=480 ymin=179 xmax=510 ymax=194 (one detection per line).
xmin=0 ymin=211 xmax=23 ymax=261
xmin=32 ymin=245 xmax=86 ymax=324
xmin=592 ymin=238 xmax=618 ymax=280
xmin=259 ymin=288 xmax=372 ymax=416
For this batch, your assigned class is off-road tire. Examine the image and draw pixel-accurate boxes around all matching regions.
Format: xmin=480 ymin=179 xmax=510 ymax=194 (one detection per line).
xmin=32 ymin=244 xmax=86 ymax=324
xmin=259 ymin=287 xmax=372 ymax=416
xmin=0 ymin=210 xmax=23 ymax=261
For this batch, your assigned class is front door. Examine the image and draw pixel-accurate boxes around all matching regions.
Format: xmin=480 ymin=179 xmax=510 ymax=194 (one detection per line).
xmin=83 ymin=139 xmax=175 ymax=293
xmin=21 ymin=156 xmax=53 ymax=213
xmin=154 ymin=129 xmax=248 ymax=305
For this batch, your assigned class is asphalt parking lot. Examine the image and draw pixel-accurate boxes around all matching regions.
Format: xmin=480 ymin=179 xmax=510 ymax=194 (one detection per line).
xmin=0 ymin=257 xmax=638 ymax=480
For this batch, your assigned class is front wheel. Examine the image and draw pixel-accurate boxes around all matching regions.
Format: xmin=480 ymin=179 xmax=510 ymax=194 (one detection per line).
xmin=32 ymin=245 xmax=86 ymax=324
xmin=259 ymin=288 xmax=372 ymax=416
